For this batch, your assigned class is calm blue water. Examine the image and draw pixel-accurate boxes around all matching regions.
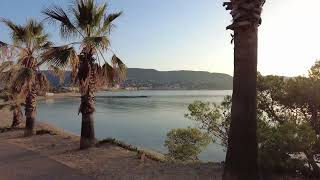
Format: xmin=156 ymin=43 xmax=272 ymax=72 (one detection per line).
xmin=37 ymin=90 xmax=231 ymax=162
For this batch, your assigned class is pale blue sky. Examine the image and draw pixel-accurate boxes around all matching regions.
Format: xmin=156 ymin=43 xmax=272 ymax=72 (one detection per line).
xmin=1 ymin=0 xmax=320 ymax=76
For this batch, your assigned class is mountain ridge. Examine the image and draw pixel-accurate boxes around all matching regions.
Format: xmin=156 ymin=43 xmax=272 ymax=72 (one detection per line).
xmin=44 ymin=68 xmax=233 ymax=90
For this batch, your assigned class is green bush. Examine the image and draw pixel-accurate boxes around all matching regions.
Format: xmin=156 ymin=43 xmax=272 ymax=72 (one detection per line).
xmin=164 ymin=127 xmax=211 ymax=162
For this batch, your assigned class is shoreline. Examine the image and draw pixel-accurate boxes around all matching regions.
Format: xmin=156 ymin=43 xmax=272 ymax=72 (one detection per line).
xmin=0 ymin=109 xmax=222 ymax=179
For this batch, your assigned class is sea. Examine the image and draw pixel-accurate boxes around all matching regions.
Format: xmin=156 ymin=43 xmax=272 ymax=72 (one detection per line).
xmin=38 ymin=90 xmax=232 ymax=162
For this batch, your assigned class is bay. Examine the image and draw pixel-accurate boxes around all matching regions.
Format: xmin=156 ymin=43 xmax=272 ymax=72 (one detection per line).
xmin=38 ymin=90 xmax=231 ymax=162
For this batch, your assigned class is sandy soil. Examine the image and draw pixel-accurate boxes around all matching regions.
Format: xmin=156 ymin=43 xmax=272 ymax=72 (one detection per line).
xmin=0 ymin=110 xmax=223 ymax=180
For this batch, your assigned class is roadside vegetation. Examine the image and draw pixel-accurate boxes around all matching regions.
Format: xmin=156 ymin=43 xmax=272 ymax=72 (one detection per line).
xmin=165 ymin=61 xmax=320 ymax=178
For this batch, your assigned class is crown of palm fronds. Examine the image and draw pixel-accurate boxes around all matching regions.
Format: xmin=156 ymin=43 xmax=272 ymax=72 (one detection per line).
xmin=1 ymin=18 xmax=53 ymax=69
xmin=43 ymin=0 xmax=122 ymax=49
xmin=42 ymin=0 xmax=126 ymax=88
xmin=1 ymin=18 xmax=54 ymax=100
xmin=1 ymin=19 xmax=50 ymax=49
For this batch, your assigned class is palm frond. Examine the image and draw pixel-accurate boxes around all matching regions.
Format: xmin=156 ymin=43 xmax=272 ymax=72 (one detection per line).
xmin=82 ymin=36 xmax=109 ymax=51
xmin=72 ymin=0 xmax=95 ymax=33
xmin=25 ymin=19 xmax=44 ymax=37
xmin=98 ymin=12 xmax=122 ymax=35
xmin=101 ymin=62 xmax=115 ymax=83
xmin=93 ymin=3 xmax=107 ymax=29
xmin=41 ymin=45 xmax=78 ymax=68
xmin=36 ymin=72 xmax=49 ymax=92
xmin=42 ymin=5 xmax=78 ymax=39
xmin=0 ymin=18 xmax=26 ymax=45
xmin=0 ymin=63 xmax=20 ymax=84
xmin=0 ymin=61 xmax=14 ymax=72
xmin=111 ymin=55 xmax=126 ymax=83
xmin=0 ymin=40 xmax=8 ymax=47
xmin=49 ymin=65 xmax=65 ymax=85
xmin=11 ymin=67 xmax=35 ymax=93
xmin=0 ymin=41 xmax=9 ymax=60
xmin=40 ymin=41 xmax=53 ymax=49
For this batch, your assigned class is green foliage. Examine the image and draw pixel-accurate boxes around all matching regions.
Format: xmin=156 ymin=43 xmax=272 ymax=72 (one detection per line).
xmin=164 ymin=127 xmax=211 ymax=162
xmin=258 ymin=121 xmax=316 ymax=174
xmin=184 ymin=69 xmax=320 ymax=176
xmin=185 ymin=98 xmax=230 ymax=148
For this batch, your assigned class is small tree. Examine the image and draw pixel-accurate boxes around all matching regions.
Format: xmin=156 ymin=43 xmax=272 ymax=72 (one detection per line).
xmin=164 ymin=127 xmax=211 ymax=162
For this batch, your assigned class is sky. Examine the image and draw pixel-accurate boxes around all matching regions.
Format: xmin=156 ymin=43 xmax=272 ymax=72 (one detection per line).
xmin=0 ymin=0 xmax=320 ymax=76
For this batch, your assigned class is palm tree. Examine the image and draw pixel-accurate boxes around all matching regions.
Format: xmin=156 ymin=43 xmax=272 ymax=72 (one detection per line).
xmin=0 ymin=19 xmax=50 ymax=136
xmin=223 ymin=0 xmax=265 ymax=179
xmin=42 ymin=0 xmax=126 ymax=149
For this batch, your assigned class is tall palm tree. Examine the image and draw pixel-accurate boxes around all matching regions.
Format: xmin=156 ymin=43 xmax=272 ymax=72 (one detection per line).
xmin=42 ymin=0 xmax=126 ymax=149
xmin=0 ymin=19 xmax=50 ymax=136
xmin=223 ymin=0 xmax=265 ymax=179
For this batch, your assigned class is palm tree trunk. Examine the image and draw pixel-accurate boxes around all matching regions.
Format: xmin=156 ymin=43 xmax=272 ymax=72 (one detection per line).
xmin=223 ymin=25 xmax=259 ymax=180
xmin=79 ymin=64 xmax=96 ymax=149
xmin=12 ymin=104 xmax=23 ymax=128
xmin=24 ymin=86 xmax=37 ymax=136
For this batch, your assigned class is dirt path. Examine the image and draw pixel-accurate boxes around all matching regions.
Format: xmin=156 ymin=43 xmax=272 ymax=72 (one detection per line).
xmin=0 ymin=141 xmax=92 ymax=180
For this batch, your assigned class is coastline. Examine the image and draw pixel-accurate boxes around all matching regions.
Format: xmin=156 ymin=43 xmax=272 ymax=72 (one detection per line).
xmin=0 ymin=106 xmax=223 ymax=179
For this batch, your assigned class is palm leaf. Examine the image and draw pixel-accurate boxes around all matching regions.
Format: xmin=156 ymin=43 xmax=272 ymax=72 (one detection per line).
xmin=41 ymin=46 xmax=78 ymax=68
xmin=25 ymin=19 xmax=44 ymax=37
xmin=0 ymin=63 xmax=20 ymax=85
xmin=42 ymin=5 xmax=78 ymax=39
xmin=101 ymin=62 xmax=115 ymax=83
xmin=98 ymin=12 xmax=122 ymax=35
xmin=40 ymin=41 xmax=53 ymax=49
xmin=112 ymin=55 xmax=126 ymax=82
xmin=82 ymin=36 xmax=109 ymax=51
xmin=0 ymin=18 xmax=26 ymax=45
xmin=36 ymin=72 xmax=49 ymax=92
xmin=11 ymin=67 xmax=35 ymax=93
xmin=72 ymin=0 xmax=95 ymax=33
xmin=93 ymin=3 xmax=107 ymax=29
xmin=49 ymin=65 xmax=65 ymax=85
xmin=0 ymin=61 xmax=14 ymax=72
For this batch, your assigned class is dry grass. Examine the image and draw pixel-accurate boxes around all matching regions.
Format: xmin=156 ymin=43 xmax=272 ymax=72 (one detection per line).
xmin=97 ymin=138 xmax=165 ymax=162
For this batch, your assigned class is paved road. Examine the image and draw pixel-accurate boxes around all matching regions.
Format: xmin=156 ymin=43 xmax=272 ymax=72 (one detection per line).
xmin=0 ymin=142 xmax=93 ymax=180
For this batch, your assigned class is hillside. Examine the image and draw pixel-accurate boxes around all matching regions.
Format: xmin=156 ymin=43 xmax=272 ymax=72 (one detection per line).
xmin=125 ymin=68 xmax=233 ymax=90
xmin=43 ymin=68 xmax=233 ymax=90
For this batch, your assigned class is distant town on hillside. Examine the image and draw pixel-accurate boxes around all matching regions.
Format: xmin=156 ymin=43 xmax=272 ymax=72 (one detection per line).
xmin=43 ymin=68 xmax=233 ymax=90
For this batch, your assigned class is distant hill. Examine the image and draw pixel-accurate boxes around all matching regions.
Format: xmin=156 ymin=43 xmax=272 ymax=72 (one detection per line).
xmin=43 ymin=68 xmax=233 ymax=90
xmin=125 ymin=68 xmax=233 ymax=90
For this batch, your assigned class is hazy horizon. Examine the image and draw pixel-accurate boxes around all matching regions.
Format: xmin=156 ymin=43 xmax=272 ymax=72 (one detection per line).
xmin=1 ymin=0 xmax=319 ymax=76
